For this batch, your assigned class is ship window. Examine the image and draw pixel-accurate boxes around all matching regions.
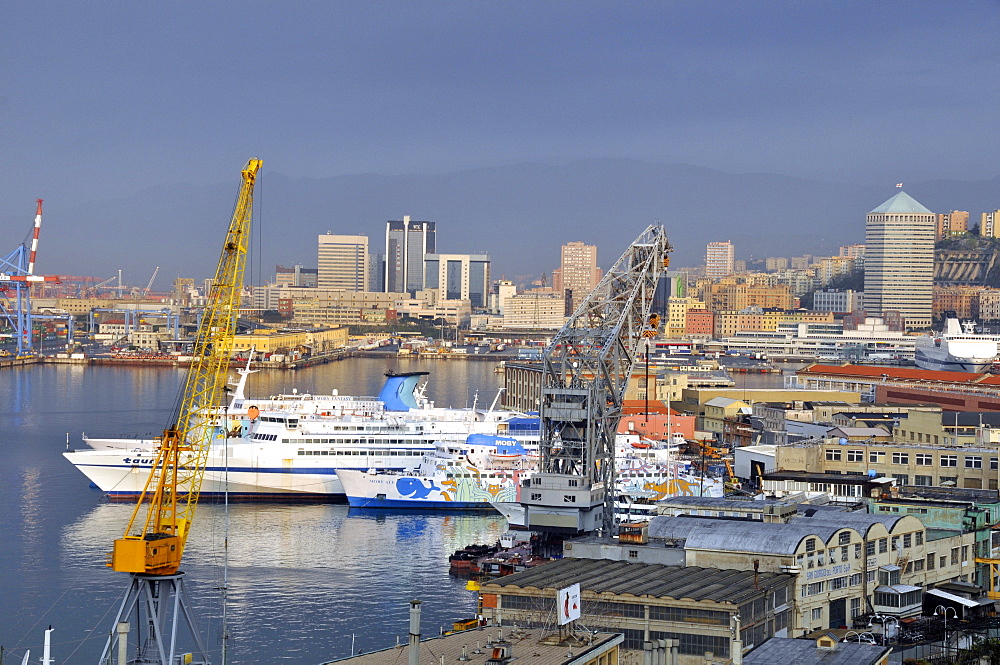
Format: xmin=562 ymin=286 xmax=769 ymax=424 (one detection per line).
xmin=564 ymin=495 xmax=576 ymax=503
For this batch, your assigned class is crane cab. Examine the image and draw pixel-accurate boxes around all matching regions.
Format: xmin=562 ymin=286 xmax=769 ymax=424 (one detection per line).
xmin=111 ymin=533 xmax=184 ymax=574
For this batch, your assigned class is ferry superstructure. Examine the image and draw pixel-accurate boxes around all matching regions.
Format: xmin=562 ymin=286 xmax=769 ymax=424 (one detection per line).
xmin=913 ymin=318 xmax=998 ymax=373
xmin=337 ymin=434 xmax=724 ymax=512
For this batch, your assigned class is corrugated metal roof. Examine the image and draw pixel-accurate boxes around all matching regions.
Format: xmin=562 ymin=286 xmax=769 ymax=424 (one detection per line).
xmin=483 ymin=557 xmax=788 ymax=605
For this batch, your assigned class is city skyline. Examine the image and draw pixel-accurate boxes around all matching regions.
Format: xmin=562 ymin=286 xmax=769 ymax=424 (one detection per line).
xmin=3 ymin=2 xmax=999 ymax=286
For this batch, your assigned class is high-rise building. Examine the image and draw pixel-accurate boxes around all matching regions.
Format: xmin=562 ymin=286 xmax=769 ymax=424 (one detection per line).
xmin=423 ymin=253 xmax=491 ymax=307
xmin=981 ymin=210 xmax=1000 ymax=238
xmin=705 ymin=241 xmax=735 ymax=279
xmin=936 ymin=210 xmax=969 ymax=239
xmin=552 ymin=241 xmax=601 ymax=314
xmin=862 ymin=191 xmax=935 ymax=330
xmin=385 ymin=216 xmax=436 ymax=295
xmin=317 ymin=234 xmax=369 ymax=291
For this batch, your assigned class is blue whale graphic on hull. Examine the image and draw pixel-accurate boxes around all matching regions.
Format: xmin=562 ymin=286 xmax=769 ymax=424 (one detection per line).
xmin=396 ymin=477 xmax=439 ymax=499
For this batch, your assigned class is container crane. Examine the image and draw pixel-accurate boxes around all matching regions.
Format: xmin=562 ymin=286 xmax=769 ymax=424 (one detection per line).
xmin=520 ymin=225 xmax=671 ymax=536
xmin=0 ymin=200 xmax=61 ymax=356
xmin=98 ymin=159 xmax=262 ymax=665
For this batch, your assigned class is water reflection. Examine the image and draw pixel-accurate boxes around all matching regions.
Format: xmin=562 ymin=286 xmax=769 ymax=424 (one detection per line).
xmin=61 ymin=502 xmax=507 ymax=663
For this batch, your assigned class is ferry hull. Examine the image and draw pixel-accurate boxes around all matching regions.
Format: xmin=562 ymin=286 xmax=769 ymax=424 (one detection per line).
xmin=345 ymin=496 xmax=498 ymax=511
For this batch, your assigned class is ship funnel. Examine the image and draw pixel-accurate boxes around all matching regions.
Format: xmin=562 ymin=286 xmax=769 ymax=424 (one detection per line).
xmin=379 ymin=372 xmax=430 ymax=411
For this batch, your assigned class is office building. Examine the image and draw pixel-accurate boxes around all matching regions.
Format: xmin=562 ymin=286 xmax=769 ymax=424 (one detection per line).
xmin=552 ymin=241 xmax=601 ymax=314
xmin=423 ymin=253 xmax=490 ymax=308
xmin=384 ymin=216 xmax=436 ymax=295
xmin=317 ymin=234 xmax=369 ymax=291
xmin=862 ymin=191 xmax=935 ymax=330
xmin=274 ymin=265 xmax=318 ymax=288
xmin=705 ymin=241 xmax=735 ymax=279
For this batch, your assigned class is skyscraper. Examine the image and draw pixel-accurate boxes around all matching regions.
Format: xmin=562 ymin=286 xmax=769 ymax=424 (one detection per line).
xmin=863 ymin=191 xmax=935 ymax=330
xmin=552 ymin=241 xmax=600 ymax=314
xmin=705 ymin=241 xmax=735 ymax=279
xmin=385 ymin=216 xmax=436 ymax=295
xmin=318 ymin=234 xmax=369 ymax=291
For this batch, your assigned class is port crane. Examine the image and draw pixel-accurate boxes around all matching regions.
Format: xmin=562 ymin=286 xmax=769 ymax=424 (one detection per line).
xmin=98 ymin=159 xmax=262 ymax=665
xmin=520 ymin=225 xmax=671 ymax=536
xmin=0 ymin=200 xmax=60 ymax=356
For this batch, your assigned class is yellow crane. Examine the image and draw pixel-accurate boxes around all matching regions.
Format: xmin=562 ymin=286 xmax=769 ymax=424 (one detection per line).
xmin=99 ymin=159 xmax=261 ymax=665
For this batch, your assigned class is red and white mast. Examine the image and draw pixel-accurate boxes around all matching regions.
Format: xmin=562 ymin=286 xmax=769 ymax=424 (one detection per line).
xmin=27 ymin=198 xmax=42 ymax=275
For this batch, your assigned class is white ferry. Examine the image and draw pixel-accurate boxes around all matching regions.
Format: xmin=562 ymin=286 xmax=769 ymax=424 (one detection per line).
xmin=337 ymin=435 xmax=537 ymax=510
xmin=914 ymin=318 xmax=998 ymax=373
xmin=338 ymin=434 xmax=724 ymax=513
xmin=64 ymin=371 xmax=539 ymax=500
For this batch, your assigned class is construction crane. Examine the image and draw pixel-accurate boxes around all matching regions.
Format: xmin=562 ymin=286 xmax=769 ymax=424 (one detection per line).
xmin=143 ymin=266 xmax=160 ymax=296
xmin=98 ymin=159 xmax=262 ymax=665
xmin=520 ymin=225 xmax=671 ymax=536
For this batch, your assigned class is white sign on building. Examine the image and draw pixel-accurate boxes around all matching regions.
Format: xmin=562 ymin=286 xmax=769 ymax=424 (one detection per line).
xmin=557 ymin=583 xmax=581 ymax=625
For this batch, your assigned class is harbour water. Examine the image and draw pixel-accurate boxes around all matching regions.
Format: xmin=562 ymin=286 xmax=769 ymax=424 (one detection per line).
xmin=0 ymin=358 xmax=509 ymax=665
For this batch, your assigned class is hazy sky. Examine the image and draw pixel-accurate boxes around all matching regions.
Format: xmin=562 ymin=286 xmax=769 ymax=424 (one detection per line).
xmin=3 ymin=2 xmax=1000 ymax=278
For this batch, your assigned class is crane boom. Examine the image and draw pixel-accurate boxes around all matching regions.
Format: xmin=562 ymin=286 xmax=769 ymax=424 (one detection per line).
xmin=521 ymin=224 xmax=671 ymax=535
xmin=110 ymin=159 xmax=262 ymax=575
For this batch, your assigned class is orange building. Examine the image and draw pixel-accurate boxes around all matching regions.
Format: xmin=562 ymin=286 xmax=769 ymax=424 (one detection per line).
xmin=932 ymin=285 xmax=981 ymax=320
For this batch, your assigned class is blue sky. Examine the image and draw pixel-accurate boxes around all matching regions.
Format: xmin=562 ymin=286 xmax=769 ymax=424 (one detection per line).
xmin=3 ymin=2 xmax=1000 ymax=280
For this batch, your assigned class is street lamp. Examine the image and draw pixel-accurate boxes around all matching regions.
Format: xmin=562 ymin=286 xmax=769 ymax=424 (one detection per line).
xmin=936 ymin=605 xmax=958 ymax=659
xmin=845 ymin=631 xmax=876 ymax=645
xmin=866 ymin=614 xmax=898 ymax=646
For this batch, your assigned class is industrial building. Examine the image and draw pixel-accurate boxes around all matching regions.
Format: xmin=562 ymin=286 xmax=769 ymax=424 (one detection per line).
xmin=480 ymin=557 xmax=794 ymax=662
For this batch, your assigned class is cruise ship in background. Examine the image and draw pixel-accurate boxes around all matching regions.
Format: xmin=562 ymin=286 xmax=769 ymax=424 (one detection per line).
xmin=913 ymin=318 xmax=999 ymax=373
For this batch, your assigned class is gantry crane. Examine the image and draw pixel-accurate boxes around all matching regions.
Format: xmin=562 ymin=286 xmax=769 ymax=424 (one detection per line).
xmin=98 ymin=159 xmax=262 ymax=665
xmin=0 ymin=200 xmax=61 ymax=356
xmin=520 ymin=225 xmax=671 ymax=536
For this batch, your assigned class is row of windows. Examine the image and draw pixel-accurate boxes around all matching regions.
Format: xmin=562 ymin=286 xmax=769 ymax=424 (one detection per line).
xmin=802 ymin=572 xmax=874 ymax=596
xmin=284 ymin=437 xmax=426 ymax=445
xmin=649 ymin=631 xmax=730 ymax=658
xmin=296 ymin=449 xmax=423 ymax=456
xmin=825 ymin=448 xmax=996 ymax=469
xmin=802 ymin=531 xmax=923 ymax=557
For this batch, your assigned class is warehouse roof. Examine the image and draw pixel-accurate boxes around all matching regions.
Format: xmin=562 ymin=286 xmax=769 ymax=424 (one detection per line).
xmin=482 ymin=557 xmax=790 ymax=606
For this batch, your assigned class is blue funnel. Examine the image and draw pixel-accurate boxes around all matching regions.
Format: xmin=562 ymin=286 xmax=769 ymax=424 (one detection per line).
xmin=377 ymin=372 xmax=430 ymax=411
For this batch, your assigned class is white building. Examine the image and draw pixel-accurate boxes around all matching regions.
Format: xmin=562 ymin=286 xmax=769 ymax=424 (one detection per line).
xmin=705 ymin=241 xmax=735 ymax=279
xmin=423 ymin=253 xmax=490 ymax=308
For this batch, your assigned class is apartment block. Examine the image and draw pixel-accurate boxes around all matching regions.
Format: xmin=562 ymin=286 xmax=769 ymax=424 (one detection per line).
xmin=932 ymin=285 xmax=982 ymax=320
xmin=981 ymin=210 xmax=1000 ymax=238
xmin=552 ymin=241 xmax=601 ymax=314
xmin=936 ymin=210 xmax=969 ymax=239
xmin=705 ymin=241 xmax=735 ymax=279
